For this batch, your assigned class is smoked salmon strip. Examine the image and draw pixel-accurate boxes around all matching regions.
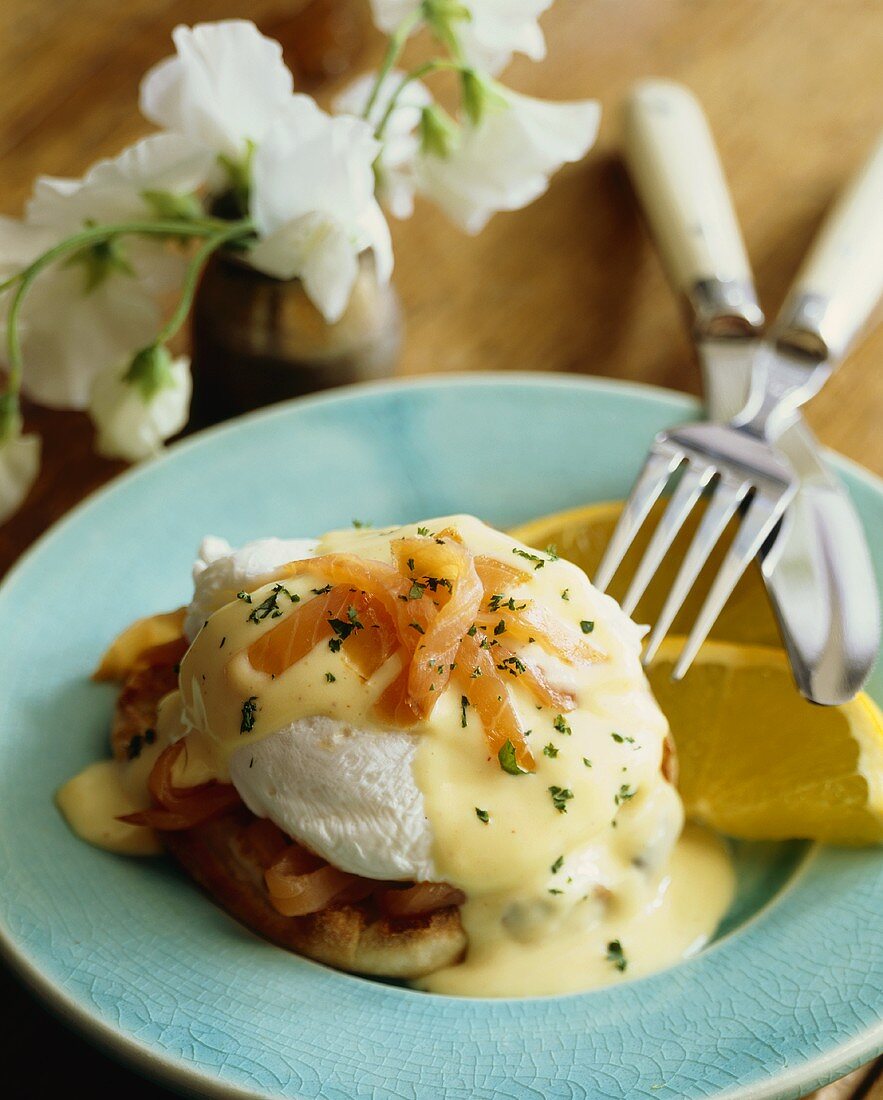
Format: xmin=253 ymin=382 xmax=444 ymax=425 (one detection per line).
xmin=279 ymin=554 xmax=408 ymax=622
xmin=492 ymin=644 xmax=577 ymax=712
xmin=233 ymin=534 xmax=602 ymax=771
xmin=393 ymin=537 xmax=483 ymax=718
xmin=476 ymin=602 xmax=603 ymax=665
xmin=247 ymin=585 xmax=355 ymax=677
xmin=455 ymin=632 xmax=535 ymax=770
xmin=474 ymin=556 xmax=531 ymax=593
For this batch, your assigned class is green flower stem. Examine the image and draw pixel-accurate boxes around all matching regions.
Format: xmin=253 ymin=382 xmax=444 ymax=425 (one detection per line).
xmin=1 ymin=217 xmax=253 ymax=406
xmin=155 ymin=220 xmax=255 ymax=347
xmin=362 ymin=9 xmax=424 ymax=122
xmin=374 ymin=58 xmax=464 ymax=140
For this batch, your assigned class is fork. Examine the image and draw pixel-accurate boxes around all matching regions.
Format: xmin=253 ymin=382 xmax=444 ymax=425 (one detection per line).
xmin=596 ymin=84 xmax=883 ymax=680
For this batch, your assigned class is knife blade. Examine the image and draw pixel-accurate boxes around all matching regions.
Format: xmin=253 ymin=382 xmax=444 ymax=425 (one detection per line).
xmin=701 ymin=337 xmax=879 ymax=703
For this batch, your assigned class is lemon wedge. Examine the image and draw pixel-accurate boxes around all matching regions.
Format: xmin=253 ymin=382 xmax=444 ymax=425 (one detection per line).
xmin=510 ymin=499 xmax=780 ymax=646
xmin=646 ymin=639 xmax=883 ymax=844
xmin=510 ymin=504 xmax=883 ymax=845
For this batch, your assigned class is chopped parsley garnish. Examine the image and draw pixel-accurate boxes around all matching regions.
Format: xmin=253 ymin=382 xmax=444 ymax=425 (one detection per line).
xmin=487 ymin=593 xmax=526 ymax=613
xmin=247 ymin=583 xmax=299 ymax=623
xmin=606 ymin=939 xmax=628 ymax=972
xmin=407 ymin=581 xmax=425 ymax=600
xmin=543 ymin=742 xmax=559 ymax=758
xmin=351 ymin=518 xmax=369 ymax=528
xmin=236 ymin=591 xmax=252 ymax=603
xmin=512 ymin=547 xmax=546 ymax=570
xmin=325 ymin=672 xmax=336 ymax=683
xmin=424 ymin=575 xmax=452 ymax=593
xmin=544 ymin=543 xmax=559 ymax=560
xmin=327 ymin=610 xmax=363 ymax=647
xmin=311 ymin=584 xmax=332 ymax=595
xmin=551 ymin=855 xmax=564 ymax=874
xmin=615 ymin=784 xmax=636 ymax=805
xmin=493 ymin=618 xmax=507 ymax=636
xmin=583 ymin=757 xmax=593 ymax=768
xmin=475 ymin=807 xmax=490 ymax=823
xmin=416 ymin=526 xmax=430 ymax=536
xmin=611 ymin=732 xmax=635 ymax=744
xmin=460 ymin=695 xmax=470 ymax=728
xmin=240 ymin=696 xmax=258 ymax=734
xmin=561 ymin=588 xmax=570 ymax=601
xmin=467 ymin=624 xmax=478 ymax=636
xmin=497 ymin=654 xmax=526 ymax=677
xmin=553 ymin=714 xmax=572 ymax=736
xmin=548 ymin=888 xmax=563 ymax=895
xmin=580 ymin=620 xmax=595 ymax=634
xmin=548 ymin=785 xmax=573 ymax=813
xmin=498 ymin=739 xmax=528 ymax=775
xmin=409 ymin=621 xmax=425 ymax=634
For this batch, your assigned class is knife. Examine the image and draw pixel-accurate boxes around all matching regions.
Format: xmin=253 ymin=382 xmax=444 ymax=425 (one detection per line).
xmin=622 ymin=79 xmax=883 ymax=704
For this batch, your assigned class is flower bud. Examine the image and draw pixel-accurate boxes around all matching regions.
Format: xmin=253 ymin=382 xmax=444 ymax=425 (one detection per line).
xmin=90 ymin=351 xmax=192 ymax=462
xmin=419 ymin=105 xmax=459 ymax=159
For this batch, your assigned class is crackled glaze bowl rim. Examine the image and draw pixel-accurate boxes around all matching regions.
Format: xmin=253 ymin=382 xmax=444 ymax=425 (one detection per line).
xmin=1 ymin=373 xmax=881 ymax=1100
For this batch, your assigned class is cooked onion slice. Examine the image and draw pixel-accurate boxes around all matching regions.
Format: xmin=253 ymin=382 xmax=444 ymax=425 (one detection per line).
xmin=264 ymin=846 xmax=362 ymax=916
xmin=121 ymin=741 xmax=240 ymax=830
xmin=376 ymin=882 xmax=466 ymax=917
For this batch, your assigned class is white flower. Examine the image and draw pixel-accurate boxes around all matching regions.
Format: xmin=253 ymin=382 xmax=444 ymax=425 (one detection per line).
xmin=89 ymin=350 xmax=191 ymax=462
xmin=26 ymin=133 xmax=212 ymax=230
xmin=0 ymin=421 xmax=40 ymax=525
xmin=140 ymin=20 xmax=295 ymax=160
xmin=333 ymin=71 xmax=431 ymax=219
xmin=369 ymin=0 xmax=553 ymax=74
xmin=247 ymin=97 xmax=393 ymax=323
xmin=0 ymin=136 xmax=210 ymax=410
xmin=417 ymin=87 xmax=600 ymax=233
xmin=0 ymin=217 xmax=165 ymax=410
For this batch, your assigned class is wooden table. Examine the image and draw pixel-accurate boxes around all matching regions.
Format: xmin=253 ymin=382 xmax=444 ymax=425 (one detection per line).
xmin=1 ymin=1 xmax=882 ymax=1096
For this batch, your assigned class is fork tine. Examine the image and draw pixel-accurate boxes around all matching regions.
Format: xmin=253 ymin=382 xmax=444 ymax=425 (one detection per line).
xmin=641 ymin=474 xmax=749 ymax=664
xmin=671 ymin=487 xmax=793 ymax=679
xmin=594 ymin=447 xmax=683 ymax=592
xmin=620 ymin=462 xmax=714 ymax=616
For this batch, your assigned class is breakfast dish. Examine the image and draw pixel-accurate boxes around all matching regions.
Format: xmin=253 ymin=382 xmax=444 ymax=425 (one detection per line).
xmin=58 ymin=514 xmax=734 ymax=996
xmin=4 ymin=376 xmax=883 ymax=1097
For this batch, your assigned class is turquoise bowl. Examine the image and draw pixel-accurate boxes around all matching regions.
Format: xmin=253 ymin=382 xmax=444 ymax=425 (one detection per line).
xmin=1 ymin=375 xmax=881 ymax=1099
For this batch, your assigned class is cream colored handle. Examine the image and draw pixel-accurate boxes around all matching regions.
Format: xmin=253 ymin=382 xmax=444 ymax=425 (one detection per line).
xmin=623 ymin=79 xmax=763 ymax=337
xmin=775 ymin=134 xmax=883 ymax=362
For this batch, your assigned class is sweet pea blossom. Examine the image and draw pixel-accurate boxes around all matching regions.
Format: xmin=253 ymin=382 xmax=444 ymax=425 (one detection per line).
xmin=333 ymin=71 xmax=432 ymax=219
xmin=0 ymin=415 xmax=40 ymax=525
xmin=417 ymin=86 xmax=600 ymax=233
xmin=247 ymin=97 xmax=393 ymax=322
xmin=89 ymin=349 xmax=192 ymax=462
xmin=369 ymin=0 xmax=553 ymax=74
xmin=0 ymin=135 xmax=212 ymax=410
xmin=26 ymin=133 xmax=212 ymax=230
xmin=140 ymin=20 xmax=295 ymax=161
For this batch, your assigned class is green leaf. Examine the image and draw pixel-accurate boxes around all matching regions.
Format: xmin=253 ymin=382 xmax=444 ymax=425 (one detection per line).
xmin=419 ymin=104 xmax=459 ymax=159
xmin=498 ymin=738 xmax=528 ymax=775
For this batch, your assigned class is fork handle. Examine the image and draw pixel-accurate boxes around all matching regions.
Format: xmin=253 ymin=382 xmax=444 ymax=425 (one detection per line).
xmin=623 ymin=79 xmax=764 ymax=339
xmin=773 ymin=133 xmax=883 ymax=363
